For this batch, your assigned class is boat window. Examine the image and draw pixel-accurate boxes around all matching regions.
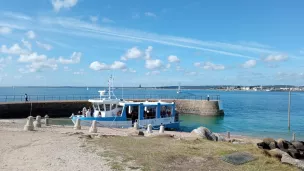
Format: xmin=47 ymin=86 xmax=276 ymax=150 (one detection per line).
xmin=105 ymin=104 xmax=111 ymax=111
xmin=99 ymin=104 xmax=104 ymax=111
xmin=111 ymin=104 xmax=116 ymax=110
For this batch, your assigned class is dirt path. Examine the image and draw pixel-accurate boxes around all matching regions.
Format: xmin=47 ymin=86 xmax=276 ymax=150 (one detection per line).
xmin=0 ymin=120 xmax=111 ymax=171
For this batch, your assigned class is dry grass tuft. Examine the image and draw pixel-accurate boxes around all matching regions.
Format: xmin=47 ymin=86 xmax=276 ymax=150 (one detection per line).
xmin=88 ymin=135 xmax=297 ymax=171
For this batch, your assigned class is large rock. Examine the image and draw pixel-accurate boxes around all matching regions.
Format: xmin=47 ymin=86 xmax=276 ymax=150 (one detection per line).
xmin=292 ymin=141 xmax=304 ymax=150
xmin=277 ymin=139 xmax=289 ymax=149
xmin=257 ymin=142 xmax=270 ymax=150
xmin=267 ymin=148 xmax=289 ymax=159
xmin=281 ymin=154 xmax=304 ymax=170
xmin=213 ymin=133 xmax=225 ymax=141
xmin=258 ymin=138 xmax=278 ymax=150
xmin=263 ymin=138 xmax=276 ymax=144
xmin=190 ymin=127 xmax=216 ymax=141
xmin=287 ymin=149 xmax=301 ymax=159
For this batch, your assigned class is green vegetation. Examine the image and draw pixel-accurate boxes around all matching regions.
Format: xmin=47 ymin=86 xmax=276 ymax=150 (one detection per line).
xmin=89 ymin=136 xmax=297 ymax=171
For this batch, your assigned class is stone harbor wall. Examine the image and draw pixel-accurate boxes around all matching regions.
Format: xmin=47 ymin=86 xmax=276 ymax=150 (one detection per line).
xmin=0 ymin=101 xmax=90 ymax=118
xmin=0 ymin=99 xmax=223 ymax=118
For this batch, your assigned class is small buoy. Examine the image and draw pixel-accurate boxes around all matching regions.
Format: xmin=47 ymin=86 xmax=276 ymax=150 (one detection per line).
xmin=89 ymin=120 xmax=97 ymax=133
xmin=159 ymin=125 xmax=164 ymax=133
xmin=74 ymin=118 xmax=81 ymax=130
xmin=34 ymin=115 xmax=41 ymax=128
xmin=146 ymin=124 xmax=153 ymax=133
xmin=24 ymin=116 xmax=34 ymax=131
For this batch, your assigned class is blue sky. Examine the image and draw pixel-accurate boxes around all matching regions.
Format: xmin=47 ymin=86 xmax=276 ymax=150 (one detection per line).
xmin=0 ymin=0 xmax=304 ymax=86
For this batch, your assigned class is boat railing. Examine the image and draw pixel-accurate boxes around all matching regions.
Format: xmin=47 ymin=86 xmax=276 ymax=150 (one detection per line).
xmin=0 ymin=94 xmax=220 ymax=102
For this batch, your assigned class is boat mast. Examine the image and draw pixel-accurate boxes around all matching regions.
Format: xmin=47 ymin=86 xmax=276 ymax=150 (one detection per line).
xmin=107 ymin=75 xmax=117 ymax=99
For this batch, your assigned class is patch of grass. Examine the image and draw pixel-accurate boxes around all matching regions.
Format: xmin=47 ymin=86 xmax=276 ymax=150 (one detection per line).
xmin=90 ymin=136 xmax=297 ymax=171
xmin=110 ymin=161 xmax=124 ymax=171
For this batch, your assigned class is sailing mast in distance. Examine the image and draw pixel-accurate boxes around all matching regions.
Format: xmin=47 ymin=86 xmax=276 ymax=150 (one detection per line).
xmin=177 ymin=83 xmax=182 ymax=94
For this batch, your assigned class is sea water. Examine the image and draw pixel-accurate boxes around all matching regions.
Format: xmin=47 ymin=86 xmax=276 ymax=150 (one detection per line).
xmin=0 ymin=87 xmax=303 ymax=140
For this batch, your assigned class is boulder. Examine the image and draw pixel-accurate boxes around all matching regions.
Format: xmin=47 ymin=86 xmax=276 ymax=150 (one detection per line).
xmin=292 ymin=141 xmax=304 ymax=150
xmin=267 ymin=148 xmax=289 ymax=159
xmin=281 ymin=154 xmax=304 ymax=170
xmin=287 ymin=149 xmax=301 ymax=159
xmin=277 ymin=139 xmax=289 ymax=149
xmin=257 ymin=142 xmax=270 ymax=150
xmin=269 ymin=142 xmax=278 ymax=150
xmin=190 ymin=127 xmax=216 ymax=141
xmin=263 ymin=138 xmax=276 ymax=144
xmin=213 ymin=133 xmax=225 ymax=142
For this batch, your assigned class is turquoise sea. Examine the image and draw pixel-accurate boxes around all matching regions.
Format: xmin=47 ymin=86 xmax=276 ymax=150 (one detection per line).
xmin=0 ymin=87 xmax=303 ymax=140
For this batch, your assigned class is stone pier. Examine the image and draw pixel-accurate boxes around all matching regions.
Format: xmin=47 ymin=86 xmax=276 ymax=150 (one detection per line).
xmin=0 ymin=99 xmax=223 ymax=118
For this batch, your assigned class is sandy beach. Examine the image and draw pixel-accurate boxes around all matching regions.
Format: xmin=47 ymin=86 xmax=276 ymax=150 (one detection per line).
xmin=2 ymin=119 xmax=293 ymax=171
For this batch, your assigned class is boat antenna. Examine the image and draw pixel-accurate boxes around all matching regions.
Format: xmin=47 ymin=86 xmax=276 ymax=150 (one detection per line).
xmin=107 ymin=74 xmax=117 ymax=99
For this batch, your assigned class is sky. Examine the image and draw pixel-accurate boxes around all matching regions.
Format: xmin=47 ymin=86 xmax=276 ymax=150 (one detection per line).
xmin=0 ymin=0 xmax=304 ymax=87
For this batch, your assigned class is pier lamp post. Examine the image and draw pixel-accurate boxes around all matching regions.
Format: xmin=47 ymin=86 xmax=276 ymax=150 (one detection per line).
xmin=288 ymin=90 xmax=291 ymax=130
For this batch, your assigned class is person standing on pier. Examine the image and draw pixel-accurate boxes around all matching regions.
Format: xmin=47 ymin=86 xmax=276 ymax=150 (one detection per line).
xmin=25 ymin=93 xmax=28 ymax=102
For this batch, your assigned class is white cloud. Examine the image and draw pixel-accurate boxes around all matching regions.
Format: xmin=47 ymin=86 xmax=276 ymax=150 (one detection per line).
xmin=0 ymin=56 xmax=12 ymax=70
xmin=145 ymin=59 xmax=163 ymax=69
xmin=145 ymin=12 xmax=156 ymax=17
xmin=73 ymin=69 xmax=84 ymax=75
xmin=63 ymin=66 xmax=71 ymax=71
xmin=168 ymin=55 xmax=180 ymax=63
xmin=58 ymin=52 xmax=81 ymax=64
xmin=121 ymin=47 xmax=142 ymax=60
xmin=145 ymin=46 xmax=153 ymax=60
xmin=166 ymin=63 xmax=171 ymax=69
xmin=0 ymin=27 xmax=12 ymax=34
xmin=90 ymin=61 xmax=109 ymax=70
xmin=194 ymin=62 xmax=225 ymax=70
xmin=17 ymin=52 xmax=57 ymax=73
xmin=26 ymin=30 xmax=36 ymax=39
xmin=36 ymin=16 xmax=263 ymax=59
xmin=122 ymin=68 xmax=136 ymax=73
xmin=111 ymin=61 xmax=126 ymax=69
xmin=176 ymin=65 xmax=184 ymax=71
xmin=89 ymin=61 xmax=126 ymax=71
xmin=3 ymin=11 xmax=32 ymax=21
xmin=1 ymin=44 xmax=28 ymax=55
xmin=185 ymin=71 xmax=197 ymax=76
xmin=18 ymin=52 xmax=47 ymax=63
xmin=26 ymin=59 xmax=57 ymax=72
xmin=102 ymin=17 xmax=115 ymax=23
xmin=263 ymin=54 xmax=288 ymax=62
xmin=52 ymin=0 xmax=78 ymax=12
xmin=90 ymin=16 xmax=98 ymax=23
xmin=242 ymin=59 xmax=256 ymax=68
xmin=193 ymin=62 xmax=201 ymax=67
xmin=36 ymin=41 xmax=52 ymax=51
xmin=21 ymin=39 xmax=31 ymax=50
xmin=146 ymin=70 xmax=160 ymax=76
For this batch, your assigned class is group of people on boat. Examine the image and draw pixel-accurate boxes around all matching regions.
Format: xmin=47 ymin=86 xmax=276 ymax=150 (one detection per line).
xmin=78 ymin=107 xmax=102 ymax=117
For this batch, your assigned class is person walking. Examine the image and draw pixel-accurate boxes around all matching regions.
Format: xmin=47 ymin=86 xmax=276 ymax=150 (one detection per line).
xmin=25 ymin=93 xmax=28 ymax=102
